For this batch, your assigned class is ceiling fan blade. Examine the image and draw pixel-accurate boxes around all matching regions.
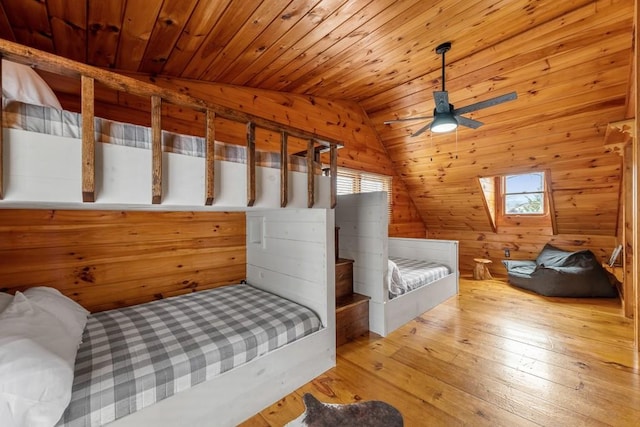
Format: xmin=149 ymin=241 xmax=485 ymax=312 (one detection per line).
xmin=383 ymin=116 xmax=433 ymax=124
xmin=453 ymin=91 xmax=517 ymax=115
xmin=455 ymin=115 xmax=483 ymax=129
xmin=411 ymin=122 xmax=433 ymax=137
xmin=433 ymin=91 xmax=450 ymax=113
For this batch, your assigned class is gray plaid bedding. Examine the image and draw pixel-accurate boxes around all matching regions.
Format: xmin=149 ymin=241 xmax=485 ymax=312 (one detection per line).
xmin=389 ymin=256 xmax=451 ymax=299
xmin=2 ymin=100 xmax=316 ymax=172
xmin=56 ymin=283 xmax=322 ymax=427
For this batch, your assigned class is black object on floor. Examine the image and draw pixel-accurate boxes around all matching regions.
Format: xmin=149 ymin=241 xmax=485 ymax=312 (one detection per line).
xmin=502 ymin=243 xmax=618 ymax=298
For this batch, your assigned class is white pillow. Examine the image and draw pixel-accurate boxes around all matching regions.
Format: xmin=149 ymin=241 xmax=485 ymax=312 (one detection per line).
xmin=2 ymin=59 xmax=62 ymax=109
xmin=23 ymin=287 xmax=89 ymax=342
xmin=0 ymin=292 xmax=79 ymax=427
xmin=0 ymin=293 xmax=12 ymax=313
xmin=387 ymin=259 xmax=407 ymax=297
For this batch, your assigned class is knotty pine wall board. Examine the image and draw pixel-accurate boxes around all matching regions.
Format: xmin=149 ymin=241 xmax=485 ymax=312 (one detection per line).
xmin=0 ymin=209 xmax=246 ymax=312
xmin=431 ymin=229 xmax=617 ymax=278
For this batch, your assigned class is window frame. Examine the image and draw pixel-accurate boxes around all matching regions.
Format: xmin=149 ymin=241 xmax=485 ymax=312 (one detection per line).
xmin=501 ymin=171 xmax=547 ymax=216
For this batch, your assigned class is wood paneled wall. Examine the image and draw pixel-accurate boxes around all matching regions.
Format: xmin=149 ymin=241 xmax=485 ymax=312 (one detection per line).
xmin=365 ymin=1 xmax=633 ymax=274
xmin=36 ymin=69 xmax=619 ymax=273
xmin=40 ymin=72 xmax=427 ymax=238
xmin=430 ymin=228 xmax=617 ymax=277
xmin=389 ymin=177 xmax=426 ymax=237
xmin=431 ymin=183 xmax=618 ymax=275
xmin=1 ymin=0 xmax=633 ymax=279
xmin=0 ymin=209 xmax=246 ymax=312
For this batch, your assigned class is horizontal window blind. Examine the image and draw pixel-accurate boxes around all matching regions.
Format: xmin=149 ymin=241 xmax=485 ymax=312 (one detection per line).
xmin=335 ymin=168 xmax=392 ymax=218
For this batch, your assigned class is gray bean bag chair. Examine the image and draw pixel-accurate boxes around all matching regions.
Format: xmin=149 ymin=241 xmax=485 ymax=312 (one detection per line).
xmin=502 ymin=244 xmax=618 ymax=298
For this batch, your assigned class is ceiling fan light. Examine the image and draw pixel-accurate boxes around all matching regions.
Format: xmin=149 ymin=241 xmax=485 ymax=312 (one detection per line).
xmin=430 ymin=113 xmax=458 ymax=133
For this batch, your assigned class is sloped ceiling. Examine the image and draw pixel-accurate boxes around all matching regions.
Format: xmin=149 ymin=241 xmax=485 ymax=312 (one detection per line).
xmin=0 ymin=0 xmax=634 ymax=236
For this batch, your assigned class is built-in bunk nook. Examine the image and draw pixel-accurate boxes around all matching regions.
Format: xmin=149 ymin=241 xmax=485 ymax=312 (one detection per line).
xmin=0 ymin=39 xmax=341 ymax=427
xmin=336 ymin=192 xmax=459 ymax=336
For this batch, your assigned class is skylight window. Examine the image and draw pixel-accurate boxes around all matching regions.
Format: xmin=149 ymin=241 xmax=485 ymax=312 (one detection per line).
xmin=503 ymin=172 xmax=545 ymax=215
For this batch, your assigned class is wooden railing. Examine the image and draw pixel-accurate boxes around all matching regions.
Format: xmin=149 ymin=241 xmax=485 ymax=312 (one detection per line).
xmin=0 ymin=39 xmax=341 ymax=208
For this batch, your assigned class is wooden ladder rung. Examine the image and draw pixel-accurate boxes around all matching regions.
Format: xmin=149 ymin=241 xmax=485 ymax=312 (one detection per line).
xmin=281 ymin=131 xmax=288 ymax=208
xmin=81 ymin=75 xmax=95 ymax=203
xmin=205 ymin=110 xmax=215 ymax=206
xmin=246 ymin=122 xmax=256 ymax=207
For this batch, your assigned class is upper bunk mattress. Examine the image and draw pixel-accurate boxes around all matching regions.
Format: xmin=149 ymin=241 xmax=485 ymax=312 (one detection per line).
xmin=56 ymin=283 xmax=322 ymax=427
xmin=2 ymin=100 xmax=318 ymax=173
xmin=388 ymin=256 xmax=451 ymax=299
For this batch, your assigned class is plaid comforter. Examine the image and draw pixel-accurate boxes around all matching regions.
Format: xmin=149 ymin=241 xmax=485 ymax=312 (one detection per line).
xmin=3 ymin=100 xmax=316 ymax=172
xmin=389 ymin=256 xmax=451 ymax=299
xmin=56 ymin=284 xmax=322 ymax=427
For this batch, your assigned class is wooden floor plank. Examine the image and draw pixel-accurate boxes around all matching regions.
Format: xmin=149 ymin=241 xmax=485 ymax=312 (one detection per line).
xmin=243 ymin=277 xmax=640 ymax=426
xmin=392 ymin=345 xmax=607 ymax=427
xmin=339 ymin=339 xmax=539 ymax=426
xmin=318 ymin=362 xmax=465 ymax=427
xmin=392 ymin=319 xmax=640 ymax=412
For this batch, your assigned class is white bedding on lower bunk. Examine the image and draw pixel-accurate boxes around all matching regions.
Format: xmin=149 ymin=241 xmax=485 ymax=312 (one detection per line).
xmin=387 ymin=256 xmax=451 ymax=299
xmin=336 ymin=192 xmax=459 ymax=337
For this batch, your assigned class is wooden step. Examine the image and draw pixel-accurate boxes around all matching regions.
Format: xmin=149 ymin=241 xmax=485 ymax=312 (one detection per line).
xmin=335 ymin=258 xmax=355 ymax=300
xmin=336 ymin=293 xmax=369 ymax=347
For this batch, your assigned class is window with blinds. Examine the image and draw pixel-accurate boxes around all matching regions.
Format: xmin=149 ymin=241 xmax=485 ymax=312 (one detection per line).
xmin=336 ymin=168 xmax=392 ymax=217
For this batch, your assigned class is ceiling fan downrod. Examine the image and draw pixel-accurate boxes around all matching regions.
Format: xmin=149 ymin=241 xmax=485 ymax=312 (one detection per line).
xmin=435 ymin=41 xmax=451 ymax=92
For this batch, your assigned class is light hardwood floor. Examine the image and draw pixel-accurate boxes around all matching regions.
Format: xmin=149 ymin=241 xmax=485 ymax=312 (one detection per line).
xmin=241 ymin=276 xmax=639 ymax=426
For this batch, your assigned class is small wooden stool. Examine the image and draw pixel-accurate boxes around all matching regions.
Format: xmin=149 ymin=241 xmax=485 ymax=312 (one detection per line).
xmin=473 ymin=258 xmax=493 ymax=280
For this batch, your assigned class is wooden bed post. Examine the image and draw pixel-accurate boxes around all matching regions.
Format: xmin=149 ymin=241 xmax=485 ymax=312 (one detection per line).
xmin=247 ymin=122 xmax=256 ymax=207
xmin=280 ymin=131 xmax=288 ymax=208
xmin=151 ymin=95 xmax=162 ymax=204
xmin=81 ymin=75 xmax=96 ymax=202
xmin=307 ymin=139 xmax=315 ymax=208
xmin=205 ymin=110 xmax=215 ymax=206
xmin=330 ymin=144 xmax=338 ymax=209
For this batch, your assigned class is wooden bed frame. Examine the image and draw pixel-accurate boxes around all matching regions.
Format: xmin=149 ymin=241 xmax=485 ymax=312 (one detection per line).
xmin=336 ymin=192 xmax=459 ymax=336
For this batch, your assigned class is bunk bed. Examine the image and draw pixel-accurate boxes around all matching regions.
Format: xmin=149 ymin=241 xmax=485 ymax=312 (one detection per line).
xmin=0 ymin=209 xmax=336 ymax=427
xmin=0 ymin=39 xmax=341 ymax=210
xmin=0 ymin=40 xmax=339 ymax=426
xmin=335 ymin=192 xmax=458 ymax=336
xmin=2 ymin=97 xmax=331 ymax=209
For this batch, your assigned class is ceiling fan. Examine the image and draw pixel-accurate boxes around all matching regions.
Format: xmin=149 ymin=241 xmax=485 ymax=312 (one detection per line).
xmin=384 ymin=41 xmax=517 ymax=136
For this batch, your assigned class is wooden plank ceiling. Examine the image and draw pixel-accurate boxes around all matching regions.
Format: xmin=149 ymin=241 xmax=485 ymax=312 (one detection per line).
xmin=0 ymin=0 xmax=634 ymax=236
